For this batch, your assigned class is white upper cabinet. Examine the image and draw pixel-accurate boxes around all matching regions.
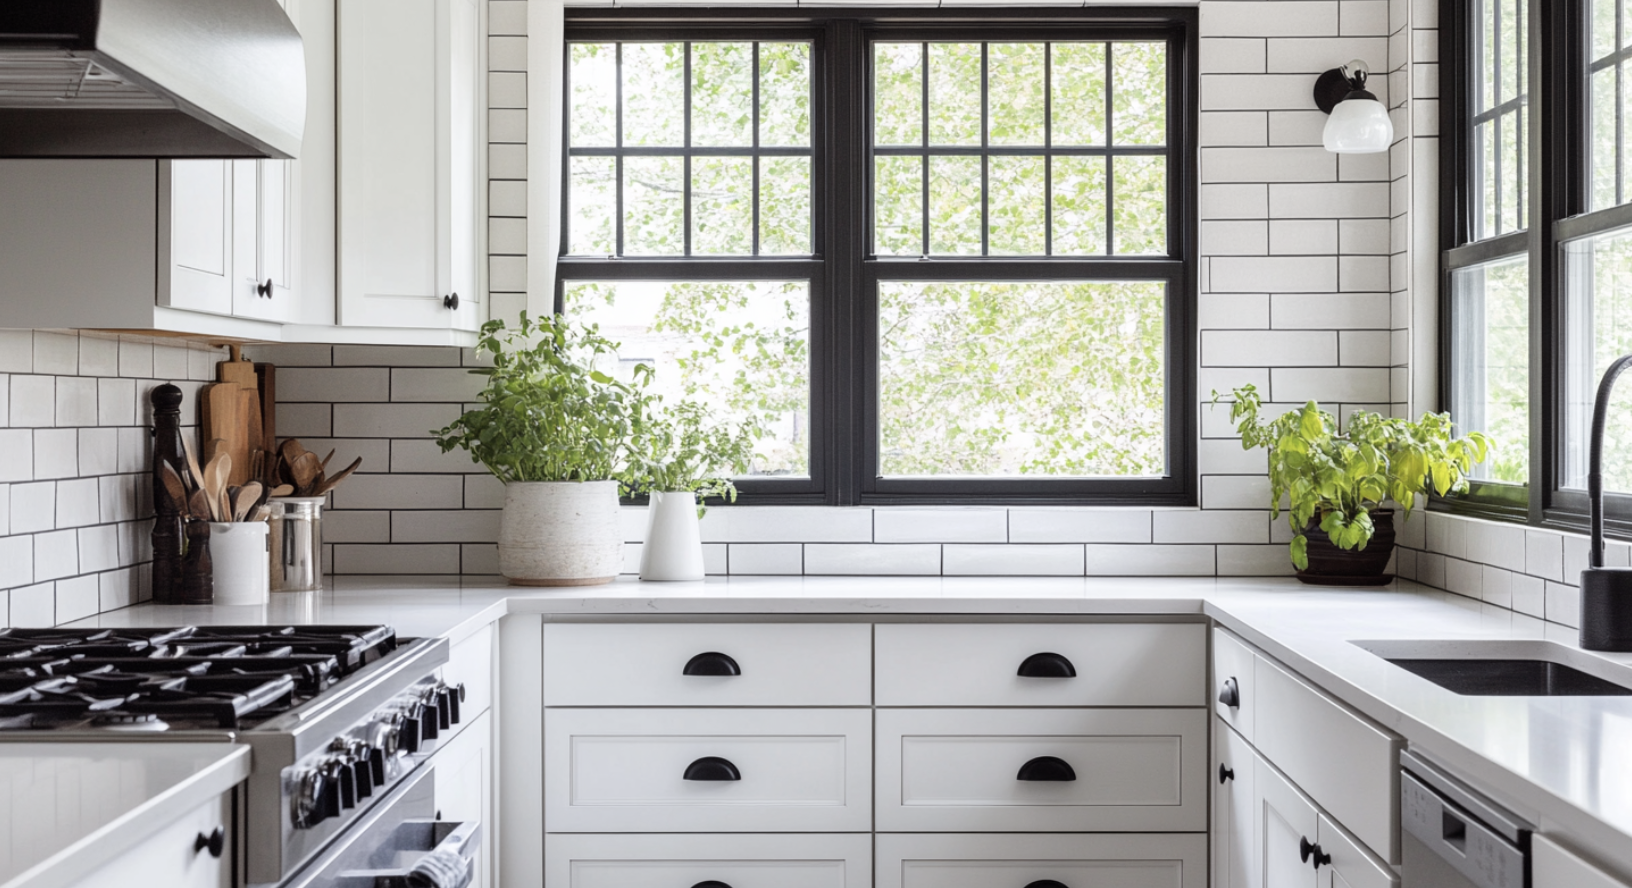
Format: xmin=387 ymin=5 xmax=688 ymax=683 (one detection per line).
xmin=338 ymin=0 xmax=485 ymax=333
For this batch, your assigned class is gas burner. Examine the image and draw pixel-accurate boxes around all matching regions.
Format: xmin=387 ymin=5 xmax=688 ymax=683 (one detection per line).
xmin=92 ymin=711 xmax=169 ymax=732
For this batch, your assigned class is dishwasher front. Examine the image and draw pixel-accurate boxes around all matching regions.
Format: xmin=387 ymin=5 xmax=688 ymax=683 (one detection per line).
xmin=1401 ymin=750 xmax=1533 ymax=888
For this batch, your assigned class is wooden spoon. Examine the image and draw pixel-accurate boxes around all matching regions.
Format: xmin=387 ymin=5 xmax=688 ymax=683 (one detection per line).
xmin=314 ymin=457 xmax=363 ymax=496
xmin=267 ymin=484 xmax=294 ymax=498
xmin=180 ymin=434 xmax=204 ymax=492
xmin=159 ymin=463 xmax=189 ymax=513
xmin=234 ymin=482 xmax=263 ymax=522
xmin=187 ymin=488 xmax=212 ymax=522
xmin=279 ymin=438 xmax=307 ymax=471
xmin=319 ymin=449 xmax=336 ymax=471
xmin=203 ymin=451 xmax=231 ymax=522
xmin=289 ymin=451 xmax=322 ymax=496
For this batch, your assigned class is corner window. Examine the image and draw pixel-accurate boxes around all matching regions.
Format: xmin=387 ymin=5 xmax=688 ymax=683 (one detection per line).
xmin=560 ymin=10 xmax=1197 ymax=505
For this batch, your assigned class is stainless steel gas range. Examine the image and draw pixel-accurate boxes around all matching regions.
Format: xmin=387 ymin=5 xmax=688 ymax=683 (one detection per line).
xmin=0 ymin=625 xmax=478 ymax=888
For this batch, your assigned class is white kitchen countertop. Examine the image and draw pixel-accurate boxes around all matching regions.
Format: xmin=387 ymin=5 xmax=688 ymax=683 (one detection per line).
xmin=0 ymin=743 xmax=249 ymax=888
xmin=62 ymin=574 xmax=1632 ymax=875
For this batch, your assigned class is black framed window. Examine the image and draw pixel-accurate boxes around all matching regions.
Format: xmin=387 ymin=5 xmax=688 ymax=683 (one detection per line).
xmin=560 ymin=9 xmax=1197 ymax=506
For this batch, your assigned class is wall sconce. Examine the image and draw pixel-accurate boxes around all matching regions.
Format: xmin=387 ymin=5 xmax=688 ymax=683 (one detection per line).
xmin=1313 ymin=60 xmax=1393 ymax=154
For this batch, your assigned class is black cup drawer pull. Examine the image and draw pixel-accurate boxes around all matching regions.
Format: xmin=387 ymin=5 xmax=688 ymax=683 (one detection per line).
xmin=194 ymin=827 xmax=224 ymax=858
xmin=1218 ymin=676 xmax=1241 ymax=708
xmin=683 ymin=756 xmax=742 ymax=781
xmin=1016 ymin=652 xmax=1077 ymax=678
xmin=692 ymin=883 xmax=733 ymax=888
xmin=1016 ymin=756 xmax=1077 ymax=782
xmin=683 ymin=652 xmax=742 ymax=676
xmin=1024 ymin=882 xmax=1069 ymax=888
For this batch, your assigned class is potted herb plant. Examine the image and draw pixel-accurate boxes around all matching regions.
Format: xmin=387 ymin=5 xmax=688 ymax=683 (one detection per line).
xmin=1217 ymin=385 xmax=1491 ymax=583
xmin=434 ymin=312 xmax=656 ymax=586
xmin=630 ymin=401 xmax=763 ymax=582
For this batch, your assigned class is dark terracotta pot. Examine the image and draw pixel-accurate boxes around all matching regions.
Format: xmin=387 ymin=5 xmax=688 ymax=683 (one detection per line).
xmin=1296 ymin=508 xmax=1395 ymax=585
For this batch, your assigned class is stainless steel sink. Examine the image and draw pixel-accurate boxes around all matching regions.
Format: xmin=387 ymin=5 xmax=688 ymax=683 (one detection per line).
xmin=1352 ymin=639 xmax=1632 ymax=696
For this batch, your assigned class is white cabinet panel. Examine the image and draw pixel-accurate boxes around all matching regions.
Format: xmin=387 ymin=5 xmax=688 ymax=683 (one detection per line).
xmin=875 ymin=708 xmax=1206 ymax=832
xmin=1533 ymin=834 xmax=1632 ymax=888
xmin=1317 ymin=812 xmax=1398 ymax=888
xmin=543 ymin=622 xmax=872 ymax=707
xmin=75 ymin=791 xmax=231 ymax=888
xmin=545 ymin=834 xmax=872 ymax=888
xmin=875 ymin=622 xmax=1206 ymax=707
xmin=444 ymin=624 xmax=494 ymax=735
xmin=162 ymin=160 xmax=236 ymax=315
xmin=1215 ymin=719 xmax=1257 ymax=888
xmin=435 ymin=710 xmax=492 ymax=888
xmin=876 ymin=833 xmax=1206 ymax=888
xmin=1258 ymin=754 xmax=1320 ymax=888
xmin=544 ymin=708 xmax=872 ymax=832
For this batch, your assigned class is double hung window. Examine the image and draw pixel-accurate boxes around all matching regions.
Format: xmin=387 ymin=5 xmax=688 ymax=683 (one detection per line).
xmin=559 ymin=9 xmax=1197 ymax=505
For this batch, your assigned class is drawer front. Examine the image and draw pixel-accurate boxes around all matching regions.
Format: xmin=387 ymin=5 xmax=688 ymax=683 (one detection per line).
xmin=444 ymin=623 xmax=495 ymax=729
xmin=544 ymin=834 xmax=872 ymax=888
xmin=545 ymin=708 xmax=872 ymax=832
xmin=544 ymin=622 xmax=872 ymax=706
xmin=1213 ymin=628 xmax=1256 ymax=739
xmin=1318 ymin=812 xmax=1399 ymax=888
xmin=876 ymin=623 xmax=1206 ymax=707
xmin=876 ymin=708 xmax=1206 ymax=832
xmin=1533 ymin=834 xmax=1632 ymax=888
xmin=1255 ymin=656 xmax=1400 ymax=863
xmin=77 ymin=792 xmax=232 ymax=888
xmin=877 ymin=833 xmax=1207 ymax=888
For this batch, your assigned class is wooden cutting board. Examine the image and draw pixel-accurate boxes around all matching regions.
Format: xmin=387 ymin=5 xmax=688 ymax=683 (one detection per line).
xmin=215 ymin=346 xmax=260 ymax=486
xmin=200 ymin=381 xmax=242 ymax=476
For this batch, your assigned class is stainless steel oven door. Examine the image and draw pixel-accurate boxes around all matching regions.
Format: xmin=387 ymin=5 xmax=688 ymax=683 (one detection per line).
xmin=280 ymin=764 xmax=482 ymax=888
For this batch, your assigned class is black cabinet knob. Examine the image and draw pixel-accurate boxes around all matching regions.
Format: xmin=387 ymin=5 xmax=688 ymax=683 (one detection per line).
xmin=194 ymin=827 xmax=225 ymax=858
xmin=1219 ymin=763 xmax=1235 ymax=784
xmin=683 ymin=756 xmax=742 ymax=781
xmin=1312 ymin=844 xmax=1331 ymax=869
xmin=1016 ymin=756 xmax=1077 ymax=782
xmin=1024 ymin=882 xmax=1070 ymax=888
xmin=1300 ymin=836 xmax=1330 ymax=868
xmin=683 ymin=652 xmax=742 ymax=676
xmin=1219 ymin=676 xmax=1241 ymax=708
xmin=256 ymin=278 xmax=272 ymax=298
xmin=443 ymin=293 xmax=460 ymax=310
xmin=1017 ymin=652 xmax=1077 ymax=678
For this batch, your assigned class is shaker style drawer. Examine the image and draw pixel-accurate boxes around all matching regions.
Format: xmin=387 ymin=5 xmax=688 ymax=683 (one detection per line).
xmin=443 ymin=623 xmax=494 ymax=731
xmin=544 ymin=834 xmax=873 ymax=888
xmin=1255 ymin=655 xmax=1400 ymax=863
xmin=543 ymin=622 xmax=872 ymax=706
xmin=1213 ymin=628 xmax=1256 ymax=740
xmin=875 ymin=708 xmax=1207 ymax=832
xmin=875 ymin=623 xmax=1206 ymax=707
xmin=876 ymin=833 xmax=1207 ymax=888
xmin=76 ymin=791 xmax=232 ymax=888
xmin=544 ymin=708 xmax=872 ymax=832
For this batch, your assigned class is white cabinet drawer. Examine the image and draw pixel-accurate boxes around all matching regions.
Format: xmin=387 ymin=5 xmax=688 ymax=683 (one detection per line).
xmin=544 ymin=708 xmax=872 ymax=832
xmin=1533 ymin=834 xmax=1632 ymax=888
xmin=444 ymin=624 xmax=494 ymax=729
xmin=544 ymin=623 xmax=872 ymax=706
xmin=1318 ymin=811 xmax=1398 ymax=888
xmin=876 ymin=708 xmax=1206 ymax=832
xmin=544 ymin=834 xmax=872 ymax=888
xmin=1256 ymin=655 xmax=1400 ymax=863
xmin=76 ymin=791 xmax=232 ymax=888
xmin=877 ymin=833 xmax=1207 ymax=888
xmin=875 ymin=623 xmax=1205 ymax=707
xmin=1213 ymin=628 xmax=1256 ymax=739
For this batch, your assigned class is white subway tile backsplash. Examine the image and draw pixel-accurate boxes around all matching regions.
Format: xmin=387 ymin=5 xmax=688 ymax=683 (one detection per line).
xmin=390 ymin=368 xmax=487 ymax=403
xmin=1266 ymin=110 xmax=1330 ymax=146
xmin=1480 ymin=565 xmax=1511 ymax=608
xmin=1266 ymin=36 xmax=1388 ymax=72
xmin=10 ymin=375 xmax=53 ymax=427
xmin=1268 ymin=219 xmax=1337 ymax=255
xmin=331 ymin=403 xmax=461 ymax=439
xmin=1510 ymin=573 xmax=1545 ymax=618
xmin=33 ymin=428 xmax=76 ymax=480
xmin=874 ymin=508 xmax=1006 ymax=543
xmin=1202 ymin=75 xmax=1323 ymax=112
xmin=1463 ymin=518 xmax=1527 ymax=572
xmin=1270 ymin=367 xmax=1390 ymax=402
xmin=323 ymin=510 xmax=392 ymax=544
xmin=1200 ymin=38 xmax=1267 ymax=73
xmin=99 ymin=475 xmax=136 ymax=524
xmin=1338 ymin=330 xmax=1392 ymax=365
xmin=1202 ymin=475 xmax=1272 ymax=510
xmin=1217 ymin=544 xmax=1297 ymax=575
xmin=77 ymin=524 xmax=118 ymax=574
xmin=702 ymin=507 xmax=873 ymax=543
xmin=55 ymin=478 xmax=98 ymax=528
xmin=33 ymin=528 xmax=78 ymax=581
xmin=1201 ymin=183 xmax=1270 ymax=219
xmin=279 ymin=368 xmax=391 ymax=403
xmin=0 ymin=534 xmax=30 ymax=589
xmin=392 ymin=510 xmax=501 ymax=543
xmin=78 ymin=336 xmax=120 ymax=378
xmin=332 ymin=345 xmax=459 ymax=368
xmin=1087 ymin=544 xmax=1215 ymax=576
xmin=943 ymin=544 xmax=1085 ymax=576
xmin=1201 ymin=220 xmax=1270 ymax=255
xmin=77 ymin=427 xmax=117 ymax=477
xmin=1202 ymin=330 xmax=1337 ymax=366
xmin=118 ymin=340 xmax=152 ymax=378
xmin=98 ymin=378 xmax=135 ymax=426
xmin=1198 ymin=295 xmax=1271 ymax=331
xmin=0 ymin=332 xmax=32 ymax=373
xmin=1202 ymin=2 xmax=1339 ymax=37
xmin=1009 ymin=509 xmax=1152 ymax=543
xmin=391 ymin=439 xmax=477 ymax=473
xmin=727 ymin=544 xmax=804 ymax=575
xmin=32 ymin=332 xmax=77 ymax=375
xmin=152 ymin=344 xmax=189 ymax=380
xmin=331 ymin=475 xmax=465 ymax=510
xmin=1197 ymin=438 xmax=1268 ymax=474
xmin=804 ymin=544 xmax=941 ymax=576
xmin=1201 ymin=146 xmax=1336 ymax=182
xmin=1340 ymin=0 xmax=1391 ymax=35
xmin=1546 ymin=581 xmax=1580 ymax=628
xmin=1211 ymin=256 xmax=1337 ymax=293
xmin=10 ymin=481 xmax=54 ymax=535
xmin=1525 ymin=530 xmax=1564 ymax=582
xmin=1270 ymin=182 xmax=1390 ymax=217
xmin=1444 ymin=557 xmax=1481 ymax=599
xmin=277 ymin=403 xmax=332 ymax=438
xmin=9 ymin=583 xmax=53 ymax=627
xmin=332 ymin=544 xmax=462 ymax=574
xmin=0 ymin=430 xmax=33 ymax=483
xmin=1154 ymin=510 xmax=1268 ymax=544
xmin=465 ymin=474 xmax=505 ymax=510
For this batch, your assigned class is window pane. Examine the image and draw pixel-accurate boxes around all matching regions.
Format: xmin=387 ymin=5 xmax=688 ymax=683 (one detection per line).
xmin=1593 ymin=0 xmax=1617 ymax=59
xmin=760 ymin=42 xmax=812 ymax=147
xmin=1499 ymin=109 xmax=1524 ymax=235
xmin=1114 ymin=156 xmax=1166 ymax=254
xmin=874 ymin=155 xmax=923 ymax=255
xmin=1477 ymin=120 xmax=1498 ymax=238
xmin=1470 ymin=0 xmax=1527 ymax=240
xmin=760 ymin=156 xmax=812 ymax=255
xmin=987 ymin=43 xmax=1045 ymax=146
xmin=1593 ymin=65 xmax=1619 ymax=210
xmin=1566 ymin=227 xmax=1632 ymax=493
xmin=623 ymin=156 xmax=684 ymax=255
xmin=622 ymin=42 xmax=684 ymax=147
xmin=692 ymin=156 xmax=754 ymax=255
xmin=1450 ymin=256 xmax=1529 ymax=485
xmin=1111 ymin=42 xmax=1166 ymax=145
xmin=570 ymin=43 xmax=616 ymax=147
xmin=987 ymin=156 xmax=1045 ymax=255
xmin=692 ymin=42 xmax=754 ymax=147
xmin=566 ymin=280 xmax=811 ymax=477
xmin=569 ymin=156 xmax=616 ymax=255
xmin=878 ymin=281 xmax=1166 ymax=477
xmin=928 ymin=43 xmax=982 ymax=146
xmin=928 ymin=155 xmax=983 ymax=254
xmin=874 ymin=43 xmax=924 ymax=147
xmin=1051 ymin=155 xmax=1107 ymax=255
xmin=1051 ymin=42 xmax=1107 ymax=146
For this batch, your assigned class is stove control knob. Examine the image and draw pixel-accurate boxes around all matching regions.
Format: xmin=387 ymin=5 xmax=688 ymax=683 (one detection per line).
xmin=325 ymin=758 xmax=354 ymax=811
xmin=433 ymin=685 xmax=453 ymax=731
xmin=399 ymin=706 xmax=422 ymax=754
xmin=450 ymin=683 xmax=465 ymax=725
xmin=292 ymin=768 xmax=332 ymax=829
xmin=417 ymin=695 xmax=440 ymax=742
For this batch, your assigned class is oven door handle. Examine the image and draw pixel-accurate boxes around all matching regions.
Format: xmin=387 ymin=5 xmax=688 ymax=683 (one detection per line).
xmin=334 ymin=819 xmax=482 ymax=888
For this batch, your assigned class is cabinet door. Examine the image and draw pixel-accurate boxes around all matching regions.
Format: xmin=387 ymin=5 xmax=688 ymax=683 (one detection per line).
xmin=338 ymin=0 xmax=483 ymax=331
xmin=1533 ymin=834 xmax=1632 ymax=888
xmin=76 ymin=791 xmax=232 ymax=888
xmin=435 ymin=709 xmax=492 ymax=888
xmin=232 ymin=158 xmax=299 ymax=322
xmin=161 ymin=160 xmax=236 ymax=315
xmin=1317 ymin=813 xmax=1397 ymax=888
xmin=1258 ymin=754 xmax=1319 ymax=888
xmin=1215 ymin=721 xmax=1257 ymax=888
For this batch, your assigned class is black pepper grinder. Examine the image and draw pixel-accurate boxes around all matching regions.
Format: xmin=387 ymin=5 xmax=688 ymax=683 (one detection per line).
xmin=150 ymin=384 xmax=186 ymax=603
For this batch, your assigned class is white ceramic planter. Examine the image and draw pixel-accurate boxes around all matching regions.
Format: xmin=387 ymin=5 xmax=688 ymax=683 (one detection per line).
xmin=209 ymin=521 xmax=270 ymax=606
xmin=500 ymin=481 xmax=623 ymax=586
xmin=639 ymin=491 xmax=705 ymax=582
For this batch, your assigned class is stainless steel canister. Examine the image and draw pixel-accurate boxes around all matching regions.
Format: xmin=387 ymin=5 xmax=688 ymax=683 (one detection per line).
xmin=270 ymin=496 xmax=324 ymax=592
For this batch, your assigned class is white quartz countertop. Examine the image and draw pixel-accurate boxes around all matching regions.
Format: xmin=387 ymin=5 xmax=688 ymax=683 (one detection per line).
xmin=0 ymin=743 xmax=249 ymax=888
xmin=62 ymin=574 xmax=1632 ymax=874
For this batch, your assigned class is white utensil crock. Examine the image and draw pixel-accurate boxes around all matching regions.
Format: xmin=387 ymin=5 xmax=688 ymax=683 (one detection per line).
xmin=499 ymin=481 xmax=623 ymax=586
xmin=209 ymin=521 xmax=270 ymax=605
xmin=639 ymin=490 xmax=705 ymax=582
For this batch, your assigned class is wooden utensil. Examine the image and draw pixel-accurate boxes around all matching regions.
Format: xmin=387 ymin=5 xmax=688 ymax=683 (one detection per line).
xmin=181 ymin=434 xmax=204 ymax=492
xmin=159 ymin=463 xmax=189 ymax=513
xmin=319 ymin=449 xmax=336 ymax=471
xmin=188 ymin=488 xmax=212 ymax=522
xmin=203 ymin=450 xmax=231 ymax=522
xmin=314 ymin=457 xmax=363 ymax=496
xmin=268 ymin=484 xmax=294 ymax=498
xmin=233 ymin=482 xmax=262 ymax=522
xmin=289 ymin=451 xmax=322 ymax=496
xmin=200 ymin=381 xmax=242 ymax=469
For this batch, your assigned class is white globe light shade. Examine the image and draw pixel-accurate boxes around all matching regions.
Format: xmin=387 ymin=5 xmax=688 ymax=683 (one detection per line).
xmin=1322 ymin=95 xmax=1393 ymax=153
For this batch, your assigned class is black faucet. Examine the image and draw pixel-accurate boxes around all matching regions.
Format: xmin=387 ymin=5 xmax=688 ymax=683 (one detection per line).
xmin=1581 ymin=354 xmax=1632 ymax=651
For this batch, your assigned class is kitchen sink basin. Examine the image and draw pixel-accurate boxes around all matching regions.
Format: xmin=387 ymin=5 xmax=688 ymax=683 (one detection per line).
xmin=1352 ymin=639 xmax=1632 ymax=696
